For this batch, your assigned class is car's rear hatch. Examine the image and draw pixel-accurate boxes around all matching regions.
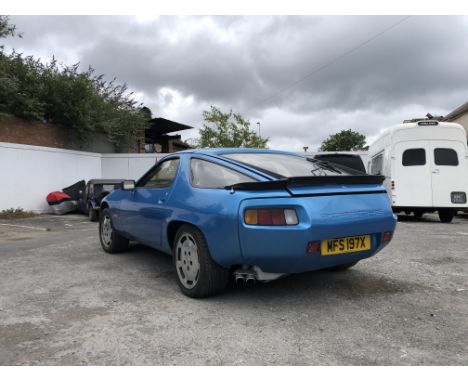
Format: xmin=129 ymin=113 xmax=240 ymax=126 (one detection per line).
xmin=233 ymin=176 xmax=396 ymax=273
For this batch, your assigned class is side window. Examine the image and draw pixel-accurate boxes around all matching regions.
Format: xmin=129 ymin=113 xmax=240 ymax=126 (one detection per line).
xmin=370 ymin=154 xmax=383 ymax=175
xmin=190 ymin=159 xmax=256 ymax=188
xmin=434 ymin=148 xmax=458 ymax=166
xmin=138 ymin=158 xmax=180 ymax=188
xmin=402 ymin=149 xmax=426 ymax=166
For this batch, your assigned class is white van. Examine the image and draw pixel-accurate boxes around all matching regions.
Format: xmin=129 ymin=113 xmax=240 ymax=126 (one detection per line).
xmin=367 ymin=120 xmax=468 ymax=222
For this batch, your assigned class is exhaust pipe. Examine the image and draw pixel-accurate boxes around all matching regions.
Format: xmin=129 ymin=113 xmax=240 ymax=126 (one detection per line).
xmin=245 ymin=274 xmax=256 ymax=286
xmin=235 ymin=273 xmax=246 ymax=286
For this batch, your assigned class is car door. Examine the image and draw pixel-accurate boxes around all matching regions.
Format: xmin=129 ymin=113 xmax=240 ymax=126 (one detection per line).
xmin=393 ymin=142 xmax=432 ymax=207
xmin=430 ymin=142 xmax=467 ymax=207
xmin=119 ymin=157 xmax=180 ymax=247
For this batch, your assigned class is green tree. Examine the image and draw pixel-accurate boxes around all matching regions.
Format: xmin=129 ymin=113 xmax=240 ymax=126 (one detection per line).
xmin=320 ymin=129 xmax=366 ymax=151
xmin=198 ymin=106 xmax=268 ymax=148
xmin=0 ymin=15 xmax=20 ymax=39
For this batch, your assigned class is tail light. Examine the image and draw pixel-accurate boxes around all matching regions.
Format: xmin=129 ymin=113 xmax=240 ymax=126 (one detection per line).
xmin=383 ymin=231 xmax=393 ymax=242
xmin=244 ymin=208 xmax=298 ymax=226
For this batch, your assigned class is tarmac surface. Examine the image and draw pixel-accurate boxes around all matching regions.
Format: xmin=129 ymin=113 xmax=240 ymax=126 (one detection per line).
xmin=0 ymin=212 xmax=467 ymax=365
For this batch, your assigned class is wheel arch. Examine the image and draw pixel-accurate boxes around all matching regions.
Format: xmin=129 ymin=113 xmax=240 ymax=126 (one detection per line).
xmin=167 ymin=220 xmax=203 ymax=250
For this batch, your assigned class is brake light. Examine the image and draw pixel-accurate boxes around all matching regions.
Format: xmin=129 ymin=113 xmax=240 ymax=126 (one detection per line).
xmin=383 ymin=231 xmax=393 ymax=242
xmin=244 ymin=208 xmax=298 ymax=226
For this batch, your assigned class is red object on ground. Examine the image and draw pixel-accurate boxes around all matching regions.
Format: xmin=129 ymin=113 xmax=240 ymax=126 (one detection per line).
xmin=46 ymin=191 xmax=72 ymax=205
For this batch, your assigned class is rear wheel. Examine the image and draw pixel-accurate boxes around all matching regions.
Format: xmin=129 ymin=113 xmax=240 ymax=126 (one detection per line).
xmin=327 ymin=261 xmax=358 ymax=272
xmin=99 ymin=208 xmax=129 ymax=253
xmin=438 ymin=209 xmax=454 ymax=223
xmin=173 ymin=224 xmax=229 ymax=298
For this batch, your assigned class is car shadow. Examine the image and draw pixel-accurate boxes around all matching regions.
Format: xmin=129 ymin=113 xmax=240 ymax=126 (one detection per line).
xmin=108 ymin=242 xmax=418 ymax=302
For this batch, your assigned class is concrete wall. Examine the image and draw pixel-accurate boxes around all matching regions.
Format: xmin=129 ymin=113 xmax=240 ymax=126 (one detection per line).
xmin=0 ymin=142 xmax=168 ymax=213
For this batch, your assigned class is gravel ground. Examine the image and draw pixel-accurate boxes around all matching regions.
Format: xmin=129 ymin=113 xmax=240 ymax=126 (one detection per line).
xmin=0 ymin=212 xmax=467 ymax=365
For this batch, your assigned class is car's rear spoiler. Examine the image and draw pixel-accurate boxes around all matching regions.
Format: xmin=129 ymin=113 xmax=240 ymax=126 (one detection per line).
xmin=225 ymin=175 xmax=385 ymax=191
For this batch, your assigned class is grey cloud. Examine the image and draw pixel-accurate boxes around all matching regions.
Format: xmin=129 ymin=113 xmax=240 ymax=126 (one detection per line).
xmin=4 ymin=15 xmax=468 ymax=149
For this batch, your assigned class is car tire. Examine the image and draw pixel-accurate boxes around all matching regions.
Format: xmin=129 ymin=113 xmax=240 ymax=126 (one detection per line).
xmin=99 ymin=208 xmax=129 ymax=253
xmin=327 ymin=261 xmax=358 ymax=272
xmin=438 ymin=209 xmax=454 ymax=223
xmin=173 ymin=224 xmax=229 ymax=298
xmin=89 ymin=207 xmax=98 ymax=222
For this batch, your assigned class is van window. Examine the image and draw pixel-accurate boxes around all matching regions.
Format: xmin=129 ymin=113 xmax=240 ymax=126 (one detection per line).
xmin=370 ymin=154 xmax=383 ymax=175
xmin=434 ymin=148 xmax=458 ymax=166
xmin=402 ymin=149 xmax=425 ymax=166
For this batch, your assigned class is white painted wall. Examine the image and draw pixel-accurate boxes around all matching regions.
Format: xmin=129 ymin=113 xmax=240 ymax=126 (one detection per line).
xmin=0 ymin=142 xmax=168 ymax=213
xmin=101 ymin=153 xmax=166 ymax=180
xmin=0 ymin=142 xmax=102 ymax=212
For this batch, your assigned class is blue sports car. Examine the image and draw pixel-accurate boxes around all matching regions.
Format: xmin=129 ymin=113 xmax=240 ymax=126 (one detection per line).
xmin=99 ymin=149 xmax=397 ymax=298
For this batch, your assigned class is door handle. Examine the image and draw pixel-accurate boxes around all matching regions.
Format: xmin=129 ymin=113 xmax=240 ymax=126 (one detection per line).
xmin=158 ymin=198 xmax=166 ymax=204
xmin=432 ymin=169 xmax=440 ymax=174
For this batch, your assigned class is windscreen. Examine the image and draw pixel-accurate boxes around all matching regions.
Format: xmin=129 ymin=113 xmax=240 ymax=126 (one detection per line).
xmin=222 ymin=153 xmax=352 ymax=178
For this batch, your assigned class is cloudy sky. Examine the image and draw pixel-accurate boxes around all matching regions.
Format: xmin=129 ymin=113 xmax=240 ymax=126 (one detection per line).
xmin=3 ymin=15 xmax=468 ymax=150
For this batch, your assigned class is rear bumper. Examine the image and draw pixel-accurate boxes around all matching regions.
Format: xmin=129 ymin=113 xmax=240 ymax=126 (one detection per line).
xmin=238 ymin=194 xmax=397 ymax=273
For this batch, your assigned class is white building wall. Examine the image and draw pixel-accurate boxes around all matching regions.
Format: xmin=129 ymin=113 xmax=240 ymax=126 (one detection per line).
xmin=0 ymin=142 xmax=101 ymax=212
xmin=100 ymin=153 xmax=166 ymax=180
xmin=0 ymin=143 xmax=169 ymax=213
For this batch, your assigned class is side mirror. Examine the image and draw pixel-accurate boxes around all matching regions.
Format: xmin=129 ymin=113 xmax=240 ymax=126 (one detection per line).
xmin=122 ymin=180 xmax=136 ymax=191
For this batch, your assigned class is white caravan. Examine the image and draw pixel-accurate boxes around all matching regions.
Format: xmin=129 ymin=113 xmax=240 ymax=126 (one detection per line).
xmin=367 ymin=120 xmax=468 ymax=222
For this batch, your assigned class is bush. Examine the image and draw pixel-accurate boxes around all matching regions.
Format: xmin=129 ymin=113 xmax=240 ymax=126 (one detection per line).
xmin=0 ymin=51 xmax=147 ymax=148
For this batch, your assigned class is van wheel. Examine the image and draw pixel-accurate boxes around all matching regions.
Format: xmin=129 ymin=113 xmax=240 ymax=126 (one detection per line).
xmin=414 ymin=211 xmax=424 ymax=218
xmin=438 ymin=209 xmax=454 ymax=223
xmin=173 ymin=224 xmax=229 ymax=298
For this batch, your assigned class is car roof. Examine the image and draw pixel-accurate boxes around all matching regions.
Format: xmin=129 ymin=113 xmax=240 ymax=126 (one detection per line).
xmin=171 ymin=148 xmax=304 ymax=157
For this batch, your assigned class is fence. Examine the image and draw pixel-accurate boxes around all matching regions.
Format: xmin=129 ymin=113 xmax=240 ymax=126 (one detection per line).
xmin=0 ymin=142 xmax=167 ymax=212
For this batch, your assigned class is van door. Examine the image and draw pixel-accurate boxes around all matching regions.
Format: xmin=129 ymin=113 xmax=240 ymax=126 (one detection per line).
xmin=430 ymin=142 xmax=468 ymax=207
xmin=393 ymin=142 xmax=432 ymax=207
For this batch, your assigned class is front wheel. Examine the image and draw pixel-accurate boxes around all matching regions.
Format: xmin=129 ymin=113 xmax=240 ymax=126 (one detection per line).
xmin=438 ymin=209 xmax=454 ymax=223
xmin=173 ymin=224 xmax=229 ymax=298
xmin=99 ymin=208 xmax=129 ymax=253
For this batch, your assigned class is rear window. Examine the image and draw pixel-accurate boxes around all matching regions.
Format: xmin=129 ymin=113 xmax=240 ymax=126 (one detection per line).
xmin=221 ymin=153 xmax=350 ymax=178
xmin=191 ymin=159 xmax=255 ymax=188
xmin=314 ymin=154 xmax=366 ymax=173
xmin=434 ymin=148 xmax=458 ymax=166
xmin=402 ymin=149 xmax=426 ymax=166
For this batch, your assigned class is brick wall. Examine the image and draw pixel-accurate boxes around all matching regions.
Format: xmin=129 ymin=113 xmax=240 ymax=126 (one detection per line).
xmin=0 ymin=116 xmax=123 ymax=153
xmin=0 ymin=116 xmax=70 ymax=149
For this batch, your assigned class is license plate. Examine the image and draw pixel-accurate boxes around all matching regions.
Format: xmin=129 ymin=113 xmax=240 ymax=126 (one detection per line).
xmin=321 ymin=235 xmax=371 ymax=256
